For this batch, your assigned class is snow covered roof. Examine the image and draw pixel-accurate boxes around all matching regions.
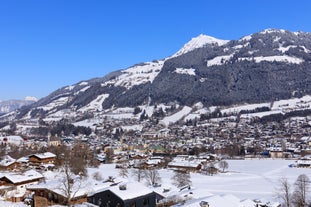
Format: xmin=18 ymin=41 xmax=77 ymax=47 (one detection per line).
xmin=30 ymin=152 xmax=56 ymax=159
xmin=0 ymin=155 xmax=16 ymax=167
xmin=0 ymin=136 xmax=24 ymax=145
xmin=0 ymin=169 xmax=43 ymax=184
xmin=108 ymin=182 xmax=154 ymax=201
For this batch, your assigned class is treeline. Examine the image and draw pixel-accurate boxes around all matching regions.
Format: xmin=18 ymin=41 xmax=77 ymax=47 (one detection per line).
xmin=29 ymin=120 xmax=92 ymax=137
xmin=253 ymin=109 xmax=311 ymax=124
xmin=200 ymin=106 xmax=271 ymax=121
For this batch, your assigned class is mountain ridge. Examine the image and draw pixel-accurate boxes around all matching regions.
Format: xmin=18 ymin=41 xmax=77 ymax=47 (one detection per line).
xmin=2 ymin=28 xmax=311 ymax=122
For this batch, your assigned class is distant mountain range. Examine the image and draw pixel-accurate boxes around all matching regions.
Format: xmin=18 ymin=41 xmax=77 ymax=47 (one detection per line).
xmin=2 ymin=29 xmax=311 ymax=122
xmin=0 ymin=97 xmax=37 ymax=114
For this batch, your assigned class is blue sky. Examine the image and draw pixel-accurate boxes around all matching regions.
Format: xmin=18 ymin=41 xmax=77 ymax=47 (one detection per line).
xmin=1 ymin=0 xmax=311 ymax=100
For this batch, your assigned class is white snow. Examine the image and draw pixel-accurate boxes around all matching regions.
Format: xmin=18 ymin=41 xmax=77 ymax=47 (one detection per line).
xmin=0 ymin=135 xmax=24 ymax=145
xmin=240 ymin=34 xmax=252 ymax=42
xmin=79 ymin=81 xmax=89 ymax=86
xmin=38 ymin=96 xmax=69 ymax=111
xmin=206 ymin=54 xmax=234 ymax=67
xmin=260 ymin=28 xmax=286 ymax=34
xmin=173 ymin=34 xmax=229 ymax=57
xmin=74 ymin=86 xmax=91 ymax=95
xmin=101 ymin=61 xmax=163 ymax=90
xmin=78 ymin=94 xmax=109 ymax=112
xmin=278 ymin=45 xmax=310 ymax=53
xmin=241 ymin=110 xmax=283 ymax=119
xmin=221 ymin=103 xmax=271 ymax=115
xmin=271 ymin=95 xmax=311 ymax=111
xmin=65 ymin=85 xmax=75 ymax=91
xmin=238 ymin=55 xmax=304 ymax=64
xmin=160 ymin=106 xmax=192 ymax=126
xmin=174 ymin=68 xmax=196 ymax=76
xmin=1 ymin=159 xmax=309 ymax=206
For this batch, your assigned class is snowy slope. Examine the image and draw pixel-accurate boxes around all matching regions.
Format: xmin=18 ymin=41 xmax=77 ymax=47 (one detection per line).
xmin=173 ymin=34 xmax=229 ymax=57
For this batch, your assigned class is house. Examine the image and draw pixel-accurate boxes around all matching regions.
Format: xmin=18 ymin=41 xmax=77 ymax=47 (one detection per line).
xmin=0 ymin=155 xmax=20 ymax=171
xmin=269 ymin=148 xmax=284 ymax=158
xmin=167 ymin=155 xmax=203 ymax=172
xmin=0 ymin=169 xmax=44 ymax=202
xmin=27 ymin=178 xmax=87 ymax=206
xmin=296 ymin=156 xmax=311 ymax=168
xmin=29 ymin=152 xmax=56 ymax=166
xmin=88 ymin=182 xmax=157 ymax=207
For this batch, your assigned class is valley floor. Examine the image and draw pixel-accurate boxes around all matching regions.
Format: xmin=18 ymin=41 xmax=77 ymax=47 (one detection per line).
xmin=1 ymin=158 xmax=308 ymax=207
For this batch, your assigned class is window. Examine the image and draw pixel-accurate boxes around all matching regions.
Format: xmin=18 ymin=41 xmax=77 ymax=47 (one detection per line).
xmin=48 ymin=192 xmax=52 ymax=200
xmin=130 ymin=202 xmax=136 ymax=207
xmin=143 ymin=198 xmax=149 ymax=206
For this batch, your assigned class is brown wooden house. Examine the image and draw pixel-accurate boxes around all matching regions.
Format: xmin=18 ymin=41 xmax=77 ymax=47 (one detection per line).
xmin=29 ymin=152 xmax=56 ymax=166
xmin=0 ymin=155 xmax=20 ymax=171
xmin=0 ymin=169 xmax=44 ymax=202
xmin=27 ymin=184 xmax=87 ymax=206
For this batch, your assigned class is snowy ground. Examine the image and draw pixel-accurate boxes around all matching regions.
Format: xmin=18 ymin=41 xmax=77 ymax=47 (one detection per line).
xmin=3 ymin=159 xmax=308 ymax=207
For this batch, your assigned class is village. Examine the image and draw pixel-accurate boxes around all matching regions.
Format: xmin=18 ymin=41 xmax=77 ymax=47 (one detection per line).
xmin=0 ymin=108 xmax=311 ymax=207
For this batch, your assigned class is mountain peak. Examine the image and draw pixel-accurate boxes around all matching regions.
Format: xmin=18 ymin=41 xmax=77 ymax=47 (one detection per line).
xmin=173 ymin=34 xmax=229 ymax=57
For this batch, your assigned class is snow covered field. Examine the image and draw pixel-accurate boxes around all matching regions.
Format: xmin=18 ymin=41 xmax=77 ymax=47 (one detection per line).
xmin=158 ymin=159 xmax=308 ymax=206
xmin=2 ymin=159 xmax=308 ymax=207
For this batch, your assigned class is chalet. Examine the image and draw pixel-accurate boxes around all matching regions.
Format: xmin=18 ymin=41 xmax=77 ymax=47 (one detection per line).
xmin=0 ymin=155 xmax=20 ymax=171
xmin=0 ymin=169 xmax=44 ymax=202
xmin=167 ymin=155 xmax=203 ymax=172
xmin=29 ymin=152 xmax=56 ymax=166
xmin=88 ymin=182 xmax=156 ymax=207
xmin=27 ymin=179 xmax=87 ymax=206
xmin=143 ymin=157 xmax=164 ymax=169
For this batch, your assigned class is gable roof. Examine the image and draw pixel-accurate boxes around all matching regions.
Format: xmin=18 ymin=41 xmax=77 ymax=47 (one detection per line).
xmin=30 ymin=152 xmax=56 ymax=159
xmin=0 ymin=155 xmax=16 ymax=167
xmin=108 ymin=182 xmax=154 ymax=201
xmin=0 ymin=169 xmax=43 ymax=184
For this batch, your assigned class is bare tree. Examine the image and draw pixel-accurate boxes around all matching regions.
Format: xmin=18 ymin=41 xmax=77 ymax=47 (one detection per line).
xmin=118 ymin=165 xmax=129 ymax=178
xmin=105 ymin=147 xmax=114 ymax=164
xmin=132 ymin=164 xmax=145 ymax=182
xmin=292 ymin=174 xmax=310 ymax=207
xmin=276 ymin=177 xmax=291 ymax=207
xmin=145 ymin=168 xmax=161 ymax=186
xmin=171 ymin=170 xmax=192 ymax=188
xmin=60 ymin=161 xmax=82 ymax=206
xmin=218 ymin=160 xmax=229 ymax=173
xmin=202 ymin=162 xmax=217 ymax=176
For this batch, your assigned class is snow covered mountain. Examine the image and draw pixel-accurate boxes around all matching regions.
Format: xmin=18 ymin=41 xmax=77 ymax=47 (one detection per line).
xmin=0 ymin=97 xmax=37 ymax=114
xmin=3 ymin=29 xmax=311 ymax=122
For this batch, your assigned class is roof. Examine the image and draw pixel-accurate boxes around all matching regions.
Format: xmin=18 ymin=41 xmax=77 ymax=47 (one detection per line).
xmin=0 ymin=169 xmax=43 ymax=184
xmin=0 ymin=155 xmax=16 ymax=167
xmin=0 ymin=136 xmax=24 ymax=145
xmin=108 ymin=182 xmax=154 ymax=201
xmin=30 ymin=152 xmax=56 ymax=159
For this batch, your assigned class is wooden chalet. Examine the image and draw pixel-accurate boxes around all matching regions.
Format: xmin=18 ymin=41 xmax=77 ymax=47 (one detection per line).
xmin=29 ymin=152 xmax=56 ymax=166
xmin=0 ymin=155 xmax=20 ymax=171
xmin=0 ymin=169 xmax=44 ymax=202
xmin=27 ymin=180 xmax=87 ymax=206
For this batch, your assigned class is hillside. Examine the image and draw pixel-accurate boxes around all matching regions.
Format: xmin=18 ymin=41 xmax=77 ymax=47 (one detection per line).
xmin=1 ymin=29 xmax=311 ymax=123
